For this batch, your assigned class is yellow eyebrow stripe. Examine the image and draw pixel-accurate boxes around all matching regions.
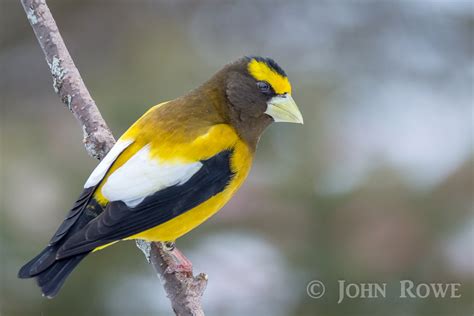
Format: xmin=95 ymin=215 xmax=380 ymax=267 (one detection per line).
xmin=248 ymin=59 xmax=291 ymax=94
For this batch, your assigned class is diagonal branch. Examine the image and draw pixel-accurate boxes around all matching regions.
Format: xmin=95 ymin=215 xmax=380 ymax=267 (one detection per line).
xmin=21 ymin=0 xmax=114 ymax=159
xmin=20 ymin=0 xmax=207 ymax=314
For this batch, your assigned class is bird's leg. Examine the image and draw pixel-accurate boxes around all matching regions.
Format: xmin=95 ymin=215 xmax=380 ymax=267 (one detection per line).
xmin=161 ymin=241 xmax=193 ymax=274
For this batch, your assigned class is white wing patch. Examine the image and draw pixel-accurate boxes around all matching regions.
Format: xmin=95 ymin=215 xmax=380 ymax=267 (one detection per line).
xmin=101 ymin=144 xmax=203 ymax=207
xmin=84 ymin=139 xmax=134 ymax=188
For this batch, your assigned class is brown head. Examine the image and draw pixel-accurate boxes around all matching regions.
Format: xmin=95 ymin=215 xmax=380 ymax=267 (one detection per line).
xmin=197 ymin=56 xmax=303 ymax=150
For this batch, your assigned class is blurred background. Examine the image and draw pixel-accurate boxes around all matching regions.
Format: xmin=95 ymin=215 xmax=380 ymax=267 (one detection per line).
xmin=1 ymin=0 xmax=473 ymax=315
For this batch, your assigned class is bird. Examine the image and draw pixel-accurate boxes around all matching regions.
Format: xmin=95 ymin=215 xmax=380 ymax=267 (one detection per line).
xmin=18 ymin=56 xmax=303 ymax=298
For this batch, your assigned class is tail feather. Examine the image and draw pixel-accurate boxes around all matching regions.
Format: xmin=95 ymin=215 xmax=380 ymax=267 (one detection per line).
xmin=19 ymin=187 xmax=100 ymax=297
xmin=18 ymin=245 xmax=88 ymax=298
xmin=18 ymin=246 xmax=58 ymax=278
xmin=36 ymin=255 xmax=85 ymax=298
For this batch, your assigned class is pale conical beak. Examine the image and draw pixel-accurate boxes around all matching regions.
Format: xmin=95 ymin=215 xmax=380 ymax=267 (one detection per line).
xmin=265 ymin=94 xmax=304 ymax=124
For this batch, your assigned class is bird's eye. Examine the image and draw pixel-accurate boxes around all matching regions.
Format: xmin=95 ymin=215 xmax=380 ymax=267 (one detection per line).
xmin=257 ymin=81 xmax=271 ymax=94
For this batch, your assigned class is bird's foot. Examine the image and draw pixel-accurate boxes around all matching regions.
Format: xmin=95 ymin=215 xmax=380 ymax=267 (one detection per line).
xmin=163 ymin=241 xmax=175 ymax=251
xmin=161 ymin=243 xmax=193 ymax=274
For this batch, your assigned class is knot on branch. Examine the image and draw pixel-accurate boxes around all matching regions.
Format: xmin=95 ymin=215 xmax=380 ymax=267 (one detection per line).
xmin=82 ymin=125 xmax=115 ymax=160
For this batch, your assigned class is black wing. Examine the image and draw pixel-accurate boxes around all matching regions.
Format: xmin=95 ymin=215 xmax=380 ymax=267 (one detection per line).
xmin=57 ymin=149 xmax=234 ymax=258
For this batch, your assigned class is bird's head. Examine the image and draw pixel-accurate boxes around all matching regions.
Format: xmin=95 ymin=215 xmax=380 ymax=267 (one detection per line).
xmin=201 ymin=56 xmax=303 ymax=148
xmin=222 ymin=56 xmax=303 ymax=126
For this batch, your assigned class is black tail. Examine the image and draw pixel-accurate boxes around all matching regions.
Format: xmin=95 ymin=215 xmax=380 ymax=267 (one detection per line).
xmin=18 ymin=187 xmax=98 ymax=298
xmin=18 ymin=245 xmax=88 ymax=298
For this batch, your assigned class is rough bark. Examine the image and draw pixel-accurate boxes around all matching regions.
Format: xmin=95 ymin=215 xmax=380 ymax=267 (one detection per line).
xmin=20 ymin=0 xmax=207 ymax=314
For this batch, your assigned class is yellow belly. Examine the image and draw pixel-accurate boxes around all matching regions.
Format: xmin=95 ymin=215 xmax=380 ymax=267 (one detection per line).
xmin=127 ymin=187 xmax=235 ymax=241
xmin=126 ymin=140 xmax=252 ymax=242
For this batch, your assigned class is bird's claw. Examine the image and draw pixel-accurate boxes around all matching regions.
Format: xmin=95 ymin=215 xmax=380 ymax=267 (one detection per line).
xmin=163 ymin=241 xmax=175 ymax=251
xmin=161 ymin=243 xmax=193 ymax=274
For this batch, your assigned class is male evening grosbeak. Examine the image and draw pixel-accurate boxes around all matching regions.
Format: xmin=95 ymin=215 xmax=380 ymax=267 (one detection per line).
xmin=18 ymin=56 xmax=303 ymax=297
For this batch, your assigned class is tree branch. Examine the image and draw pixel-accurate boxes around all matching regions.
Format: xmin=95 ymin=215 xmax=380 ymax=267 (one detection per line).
xmin=21 ymin=0 xmax=114 ymax=159
xmin=20 ymin=0 xmax=207 ymax=314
